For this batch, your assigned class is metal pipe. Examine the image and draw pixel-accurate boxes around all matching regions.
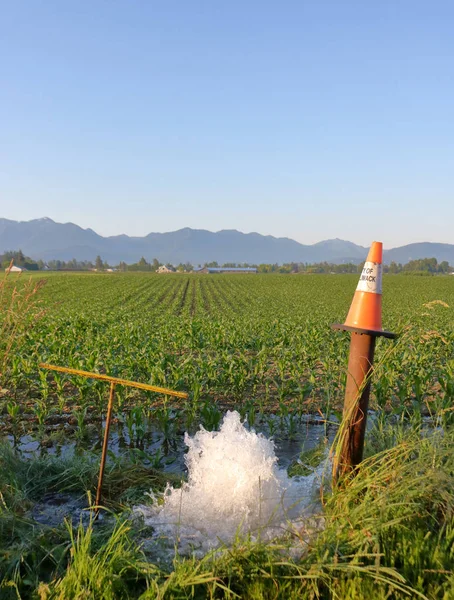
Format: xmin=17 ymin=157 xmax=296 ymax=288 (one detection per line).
xmin=95 ymin=381 xmax=116 ymax=514
xmin=39 ymin=362 xmax=189 ymax=514
xmin=39 ymin=363 xmax=188 ymax=399
xmin=334 ymin=332 xmax=376 ymax=481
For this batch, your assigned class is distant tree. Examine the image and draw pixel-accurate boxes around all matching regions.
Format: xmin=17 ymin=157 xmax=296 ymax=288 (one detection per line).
xmin=95 ymin=255 xmax=103 ymax=270
xmin=438 ymin=261 xmax=451 ymax=273
xmin=388 ymin=261 xmax=401 ymax=274
xmin=138 ymin=257 xmax=148 ymax=268
xmin=16 ymin=249 xmax=25 ymax=266
xmin=278 ymin=264 xmax=291 ymax=273
xmin=257 ymin=264 xmax=271 ymax=273
xmin=2 ymin=249 xmax=26 ymax=266
xmin=23 ymin=261 xmax=39 ymax=271
xmin=404 ymin=257 xmax=438 ymax=273
xmin=0 ymin=249 xmax=41 ymax=269
xmin=152 ymin=258 xmax=160 ymax=271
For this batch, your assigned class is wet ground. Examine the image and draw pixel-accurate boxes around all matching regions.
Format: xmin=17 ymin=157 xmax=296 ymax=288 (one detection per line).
xmin=30 ymin=492 xmax=95 ymax=527
xmin=3 ymin=414 xmax=337 ymax=473
xmin=3 ymin=414 xmax=337 ymax=528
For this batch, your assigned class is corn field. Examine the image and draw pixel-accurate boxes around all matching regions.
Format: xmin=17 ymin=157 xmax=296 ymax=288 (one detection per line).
xmin=0 ymin=271 xmax=452 ymax=453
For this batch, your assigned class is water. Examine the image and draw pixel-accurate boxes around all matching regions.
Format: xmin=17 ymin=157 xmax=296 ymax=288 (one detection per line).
xmin=135 ymin=411 xmax=329 ymax=556
xmin=3 ymin=412 xmax=335 ymax=474
xmin=31 ymin=492 xmax=94 ymax=527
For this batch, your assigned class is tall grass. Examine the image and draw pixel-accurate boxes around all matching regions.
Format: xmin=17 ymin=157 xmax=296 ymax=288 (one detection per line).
xmin=37 ymin=519 xmax=156 ymax=600
xmin=1 ymin=418 xmax=453 ymax=598
xmin=0 ymin=264 xmax=46 ymax=380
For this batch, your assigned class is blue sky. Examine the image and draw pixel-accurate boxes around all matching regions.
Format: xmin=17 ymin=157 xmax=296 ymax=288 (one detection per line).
xmin=1 ymin=0 xmax=453 ymax=247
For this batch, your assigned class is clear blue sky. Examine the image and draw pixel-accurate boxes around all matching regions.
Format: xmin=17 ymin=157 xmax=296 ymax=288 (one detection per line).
xmin=1 ymin=0 xmax=453 ymax=247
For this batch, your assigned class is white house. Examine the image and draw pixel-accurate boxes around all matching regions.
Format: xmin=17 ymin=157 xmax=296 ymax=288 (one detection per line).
xmin=5 ymin=265 xmax=27 ymax=273
xmin=157 ymin=265 xmax=175 ymax=273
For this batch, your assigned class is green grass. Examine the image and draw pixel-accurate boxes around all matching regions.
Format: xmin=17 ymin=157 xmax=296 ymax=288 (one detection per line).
xmin=1 ymin=418 xmax=453 ymax=599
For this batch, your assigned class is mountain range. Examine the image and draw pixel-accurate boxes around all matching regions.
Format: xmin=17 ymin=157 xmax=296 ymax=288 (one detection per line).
xmin=0 ymin=217 xmax=453 ymax=266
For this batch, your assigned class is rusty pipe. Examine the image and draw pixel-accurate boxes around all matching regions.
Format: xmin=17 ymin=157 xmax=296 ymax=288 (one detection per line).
xmin=95 ymin=381 xmax=116 ymax=514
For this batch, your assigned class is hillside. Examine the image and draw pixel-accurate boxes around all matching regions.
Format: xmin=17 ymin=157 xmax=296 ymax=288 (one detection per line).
xmin=0 ymin=218 xmax=453 ymax=265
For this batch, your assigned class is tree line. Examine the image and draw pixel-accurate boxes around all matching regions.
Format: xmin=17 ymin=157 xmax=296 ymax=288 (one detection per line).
xmin=254 ymin=258 xmax=452 ymax=274
xmin=1 ymin=249 xmax=452 ymax=275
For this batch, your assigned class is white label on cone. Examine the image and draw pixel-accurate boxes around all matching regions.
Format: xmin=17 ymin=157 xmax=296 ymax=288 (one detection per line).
xmin=356 ymin=262 xmax=382 ymax=294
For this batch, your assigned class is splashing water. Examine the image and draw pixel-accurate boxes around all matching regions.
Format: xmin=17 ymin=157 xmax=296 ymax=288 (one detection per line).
xmin=135 ymin=411 xmax=327 ymax=555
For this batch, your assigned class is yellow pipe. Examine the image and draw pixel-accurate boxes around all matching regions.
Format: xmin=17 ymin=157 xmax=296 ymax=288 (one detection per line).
xmin=39 ymin=363 xmax=188 ymax=399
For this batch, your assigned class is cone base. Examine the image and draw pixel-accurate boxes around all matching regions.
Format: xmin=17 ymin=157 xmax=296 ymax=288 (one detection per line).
xmin=331 ymin=323 xmax=397 ymax=339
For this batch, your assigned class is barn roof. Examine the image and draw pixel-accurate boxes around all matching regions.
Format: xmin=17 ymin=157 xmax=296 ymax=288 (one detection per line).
xmin=207 ymin=267 xmax=257 ymax=272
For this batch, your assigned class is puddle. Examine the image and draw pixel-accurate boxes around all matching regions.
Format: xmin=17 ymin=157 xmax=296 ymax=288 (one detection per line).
xmin=30 ymin=492 xmax=96 ymax=527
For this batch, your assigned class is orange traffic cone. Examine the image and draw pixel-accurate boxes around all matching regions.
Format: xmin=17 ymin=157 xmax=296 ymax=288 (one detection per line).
xmin=344 ymin=241 xmax=383 ymax=332
xmin=332 ymin=241 xmax=395 ymax=339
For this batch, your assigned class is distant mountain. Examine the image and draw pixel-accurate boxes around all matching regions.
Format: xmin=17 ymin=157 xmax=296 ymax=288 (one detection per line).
xmin=0 ymin=218 xmax=453 ymax=266
xmin=385 ymin=243 xmax=454 ymax=265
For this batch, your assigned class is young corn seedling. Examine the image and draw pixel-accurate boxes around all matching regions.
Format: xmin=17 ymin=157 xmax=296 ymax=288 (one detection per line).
xmin=154 ymin=405 xmax=177 ymax=447
xmin=6 ymin=400 xmax=20 ymax=427
xmin=34 ymin=400 xmax=49 ymax=439
xmin=200 ymin=401 xmax=221 ymax=431
xmin=72 ymin=406 xmax=88 ymax=440
xmin=52 ymin=371 xmax=67 ymax=413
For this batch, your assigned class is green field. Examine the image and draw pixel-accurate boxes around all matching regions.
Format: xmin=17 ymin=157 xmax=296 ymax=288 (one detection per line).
xmin=1 ymin=272 xmax=454 ymax=599
xmin=3 ymin=273 xmax=454 ymax=421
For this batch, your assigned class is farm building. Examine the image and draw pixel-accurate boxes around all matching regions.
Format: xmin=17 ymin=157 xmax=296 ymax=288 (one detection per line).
xmin=196 ymin=267 xmax=257 ymax=274
xmin=5 ymin=265 xmax=27 ymax=272
xmin=157 ymin=265 xmax=175 ymax=273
